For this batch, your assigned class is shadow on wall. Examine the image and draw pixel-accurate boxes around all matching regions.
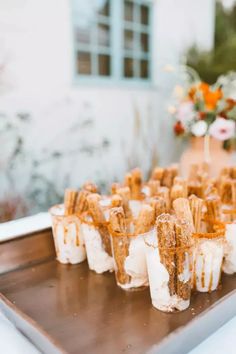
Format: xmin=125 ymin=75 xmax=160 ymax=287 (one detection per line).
xmin=0 ymin=93 xmax=159 ymax=220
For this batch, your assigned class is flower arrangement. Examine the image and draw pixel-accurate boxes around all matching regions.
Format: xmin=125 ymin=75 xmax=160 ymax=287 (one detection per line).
xmin=172 ymin=81 xmax=236 ymax=145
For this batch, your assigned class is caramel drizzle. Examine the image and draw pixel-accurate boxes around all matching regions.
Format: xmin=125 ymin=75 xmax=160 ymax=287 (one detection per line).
xmin=201 ymin=257 xmax=205 ymax=289
xmin=64 ymin=225 xmax=68 ymax=245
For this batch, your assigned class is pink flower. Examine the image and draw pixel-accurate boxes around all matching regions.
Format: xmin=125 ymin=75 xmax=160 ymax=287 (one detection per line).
xmin=176 ymin=101 xmax=195 ymax=126
xmin=209 ymin=117 xmax=235 ymax=141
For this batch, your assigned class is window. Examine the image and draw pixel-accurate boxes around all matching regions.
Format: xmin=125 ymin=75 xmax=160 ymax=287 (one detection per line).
xmin=71 ymin=0 xmax=152 ymax=83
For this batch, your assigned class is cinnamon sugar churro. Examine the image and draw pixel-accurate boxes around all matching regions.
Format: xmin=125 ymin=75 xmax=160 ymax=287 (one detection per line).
xmin=189 ymin=195 xmax=203 ymax=233
xmin=162 ymin=165 xmax=178 ymax=188
xmin=74 ymin=190 xmax=90 ymax=215
xmin=187 ymin=182 xmax=204 ymax=198
xmin=170 ymin=184 xmax=185 ymax=204
xmin=173 ymin=198 xmax=194 ymax=232
xmin=149 ymin=197 xmax=167 ymax=218
xmin=134 ymin=205 xmax=155 ymax=234
xmin=109 ymin=207 xmax=131 ymax=287
xmin=147 ymin=180 xmax=160 ymax=197
xmin=64 ymin=189 xmax=78 ymax=216
xmin=173 ymin=177 xmax=188 ymax=198
xmin=111 ymin=194 xmax=123 ymax=208
xmin=130 ymin=168 xmax=143 ymax=200
xmin=158 ymin=187 xmax=170 ymax=211
xmin=82 ymin=181 xmax=98 ymax=193
xmin=116 ymin=187 xmax=132 ymax=219
xmin=151 ymin=167 xmax=164 ymax=182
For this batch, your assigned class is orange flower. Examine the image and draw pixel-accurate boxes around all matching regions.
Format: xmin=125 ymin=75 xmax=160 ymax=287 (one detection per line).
xmin=199 ymin=82 xmax=210 ymax=94
xmin=204 ymin=88 xmax=223 ymax=110
xmin=188 ymin=86 xmax=197 ymax=101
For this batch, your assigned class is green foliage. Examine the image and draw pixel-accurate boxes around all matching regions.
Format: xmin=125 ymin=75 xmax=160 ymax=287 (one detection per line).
xmin=187 ymin=1 xmax=236 ymax=84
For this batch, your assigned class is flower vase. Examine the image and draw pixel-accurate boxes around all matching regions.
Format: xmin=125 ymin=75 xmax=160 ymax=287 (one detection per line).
xmin=180 ymin=137 xmax=231 ymax=178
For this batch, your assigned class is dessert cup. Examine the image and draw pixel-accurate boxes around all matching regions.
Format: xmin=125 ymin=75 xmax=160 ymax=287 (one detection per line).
xmin=80 ymin=214 xmax=114 ymax=274
xmin=144 ymin=230 xmax=192 ymax=312
xmin=50 ymin=204 xmax=86 ymax=264
xmin=192 ymin=222 xmax=225 ymax=292
xmin=110 ymin=230 xmax=149 ymax=290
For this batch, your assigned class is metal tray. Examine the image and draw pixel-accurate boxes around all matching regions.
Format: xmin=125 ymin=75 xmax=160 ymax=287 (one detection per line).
xmin=0 ymin=229 xmax=235 ymax=354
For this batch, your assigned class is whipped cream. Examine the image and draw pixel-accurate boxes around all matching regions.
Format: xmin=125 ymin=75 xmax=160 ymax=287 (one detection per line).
xmin=145 ymin=232 xmax=190 ymax=312
xmin=192 ymin=238 xmax=224 ymax=292
xmin=117 ymin=235 xmax=148 ymax=289
xmin=223 ymin=223 xmax=236 ymax=274
xmin=81 ymin=223 xmax=114 ymax=274
xmin=50 ymin=205 xmax=86 ymax=265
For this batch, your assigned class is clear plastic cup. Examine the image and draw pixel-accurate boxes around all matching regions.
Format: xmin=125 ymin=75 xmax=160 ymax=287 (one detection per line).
xmin=80 ymin=213 xmax=114 ymax=274
xmin=192 ymin=222 xmax=225 ymax=292
xmin=144 ymin=231 xmax=192 ymax=312
xmin=50 ymin=204 xmax=86 ymax=264
xmin=110 ymin=228 xmax=150 ymax=290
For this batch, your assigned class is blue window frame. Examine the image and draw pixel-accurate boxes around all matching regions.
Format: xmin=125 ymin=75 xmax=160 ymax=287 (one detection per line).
xmin=71 ymin=0 xmax=153 ymax=84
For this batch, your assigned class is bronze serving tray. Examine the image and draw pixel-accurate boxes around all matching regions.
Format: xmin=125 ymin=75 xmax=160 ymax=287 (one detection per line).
xmin=0 ymin=228 xmax=236 ymax=354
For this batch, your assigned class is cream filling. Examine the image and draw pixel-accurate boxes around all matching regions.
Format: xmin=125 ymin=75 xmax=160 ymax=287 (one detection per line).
xmin=223 ymin=223 xmax=236 ymax=274
xmin=192 ymin=239 xmax=224 ymax=292
xmin=119 ymin=236 xmax=148 ymax=289
xmin=81 ymin=223 xmax=114 ymax=274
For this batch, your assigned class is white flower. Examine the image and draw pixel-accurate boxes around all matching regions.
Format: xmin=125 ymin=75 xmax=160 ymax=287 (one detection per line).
xmin=176 ymin=101 xmax=195 ymax=126
xmin=209 ymin=117 xmax=235 ymax=141
xmin=191 ymin=120 xmax=208 ymax=137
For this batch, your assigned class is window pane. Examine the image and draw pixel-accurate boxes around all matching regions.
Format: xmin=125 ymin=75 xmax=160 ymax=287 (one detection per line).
xmin=124 ymin=30 xmax=134 ymax=50
xmin=98 ymin=54 xmax=110 ymax=76
xmin=97 ymin=23 xmax=110 ymax=47
xmin=141 ymin=33 xmax=149 ymax=52
xmin=141 ymin=4 xmax=149 ymax=25
xmin=124 ymin=58 xmax=134 ymax=77
xmin=74 ymin=27 xmax=90 ymax=44
xmin=124 ymin=0 xmax=134 ymax=21
xmin=140 ymin=59 xmax=149 ymax=78
xmin=77 ymin=52 xmax=91 ymax=75
xmin=97 ymin=0 xmax=110 ymax=16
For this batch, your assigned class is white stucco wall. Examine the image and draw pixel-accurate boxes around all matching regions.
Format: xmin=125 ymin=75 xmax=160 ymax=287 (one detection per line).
xmin=0 ymin=0 xmax=215 ymax=213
